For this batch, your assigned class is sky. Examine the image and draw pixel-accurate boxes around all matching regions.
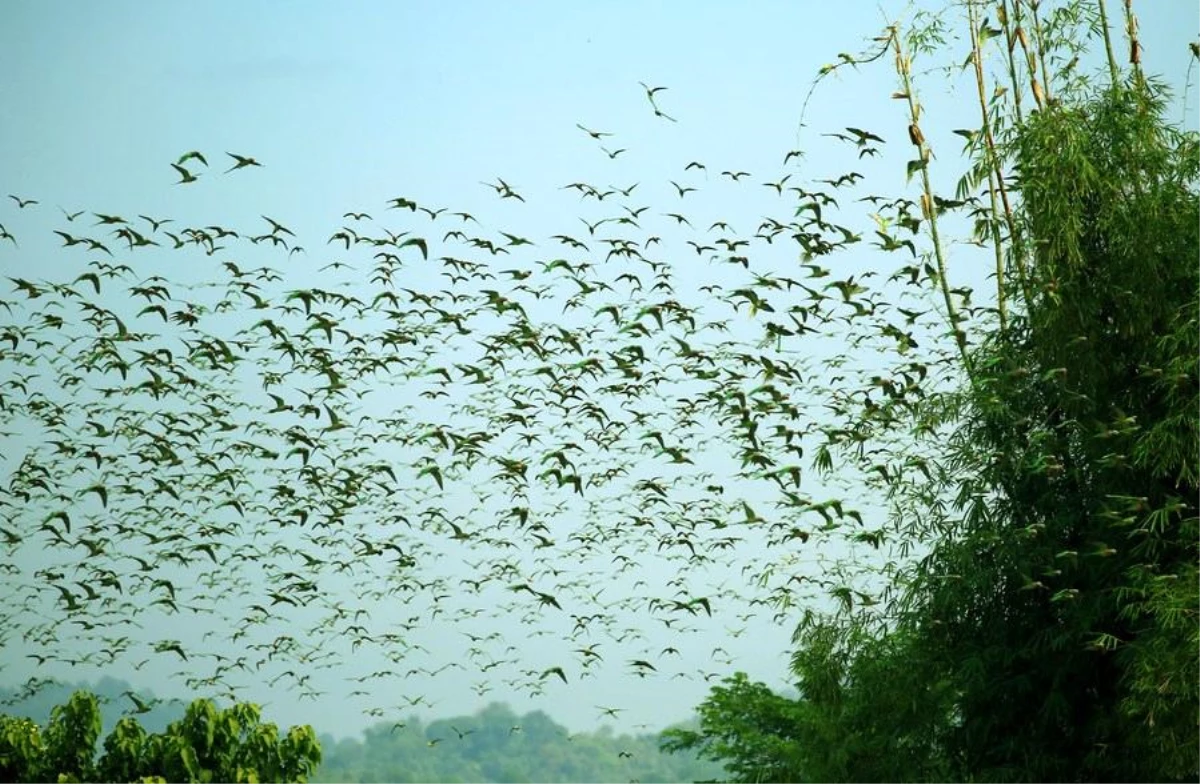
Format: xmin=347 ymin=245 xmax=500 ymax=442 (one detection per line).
xmin=1 ymin=0 xmax=1196 ymax=742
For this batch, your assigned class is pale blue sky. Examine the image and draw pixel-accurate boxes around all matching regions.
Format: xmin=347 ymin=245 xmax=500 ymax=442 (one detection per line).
xmin=1 ymin=0 xmax=1195 ymax=741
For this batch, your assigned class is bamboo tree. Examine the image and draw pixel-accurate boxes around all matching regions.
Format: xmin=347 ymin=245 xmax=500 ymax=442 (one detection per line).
xmin=671 ymin=4 xmax=1198 ymax=780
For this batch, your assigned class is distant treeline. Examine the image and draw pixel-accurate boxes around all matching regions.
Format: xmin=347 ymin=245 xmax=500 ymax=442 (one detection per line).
xmin=0 ymin=678 xmax=726 ymax=783
xmin=315 ymin=701 xmax=725 ymax=783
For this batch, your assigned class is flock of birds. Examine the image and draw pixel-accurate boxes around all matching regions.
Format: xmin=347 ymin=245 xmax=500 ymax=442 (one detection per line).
xmin=0 ymin=81 xmax=990 ymax=731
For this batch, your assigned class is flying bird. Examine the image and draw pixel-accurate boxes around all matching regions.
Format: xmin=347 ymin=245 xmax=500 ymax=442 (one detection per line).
xmin=170 ymin=164 xmax=199 ymax=184
xmin=847 ymin=127 xmax=886 ymax=145
xmin=638 ymin=81 xmax=667 ymax=99
xmin=122 ymin=691 xmax=157 ymax=714
xmin=499 ymin=232 xmax=534 ymax=246
xmin=576 ymin=124 xmax=613 ymax=140
xmin=638 ymin=81 xmax=676 ymax=121
xmin=8 ymin=195 xmax=37 ymax=208
xmin=540 ymin=666 xmax=569 ymax=684
xmin=138 ymin=214 xmax=172 ymax=231
xmin=481 ymin=178 xmax=525 ymax=202
xmin=260 ymin=215 xmax=294 ymax=236
xmin=176 ymin=151 xmax=208 ymax=167
xmin=224 ymin=152 xmax=263 ymax=173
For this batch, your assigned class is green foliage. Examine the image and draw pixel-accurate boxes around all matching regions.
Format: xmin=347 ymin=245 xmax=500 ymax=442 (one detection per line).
xmin=661 ymin=673 xmax=806 ymax=783
xmin=0 ymin=690 xmax=321 ymax=783
xmin=672 ymin=13 xmax=1198 ymax=784
xmin=882 ymin=79 xmax=1199 ymax=783
xmin=313 ymin=702 xmax=723 ymax=783
xmin=662 ymin=625 xmax=956 ymax=783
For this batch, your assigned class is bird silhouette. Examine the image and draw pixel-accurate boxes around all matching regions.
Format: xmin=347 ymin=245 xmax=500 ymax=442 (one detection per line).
xmin=638 ymin=82 xmax=676 ymax=121
xmin=260 ymin=215 xmax=294 ymax=236
xmin=122 ymin=690 xmax=157 ymax=714
xmin=224 ymin=152 xmax=263 ymax=173
xmin=541 ymin=666 xmax=568 ymax=684
xmin=170 ymin=164 xmax=199 ymax=184
xmin=481 ymin=178 xmax=526 ymax=202
xmin=576 ymin=124 xmax=613 ymax=140
xmin=176 ymin=150 xmax=208 ymax=167
xmin=137 ymin=214 xmax=172 ymax=231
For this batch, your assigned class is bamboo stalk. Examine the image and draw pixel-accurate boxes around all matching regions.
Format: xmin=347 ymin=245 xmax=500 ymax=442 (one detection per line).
xmin=1123 ymin=0 xmax=1143 ymax=81
xmin=889 ymin=29 xmax=974 ymax=377
xmin=998 ymin=0 xmax=1027 ymax=125
xmin=1026 ymin=0 xmax=1055 ymax=108
xmin=967 ymin=2 xmax=1008 ymax=330
xmin=967 ymin=1 xmax=1011 ymax=331
xmin=1097 ymin=0 xmax=1122 ymax=85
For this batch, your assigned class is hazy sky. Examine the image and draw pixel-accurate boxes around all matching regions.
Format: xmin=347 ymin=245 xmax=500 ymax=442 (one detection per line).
xmin=1 ymin=0 xmax=1195 ymax=740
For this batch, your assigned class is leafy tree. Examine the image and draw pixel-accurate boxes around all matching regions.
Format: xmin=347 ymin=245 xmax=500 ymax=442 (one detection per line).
xmin=663 ymin=624 xmax=955 ymax=782
xmin=661 ymin=673 xmax=807 ymax=783
xmin=0 ymin=690 xmax=321 ymax=783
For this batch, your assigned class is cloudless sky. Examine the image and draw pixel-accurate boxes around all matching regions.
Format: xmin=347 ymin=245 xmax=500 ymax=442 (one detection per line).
xmin=1 ymin=0 xmax=1196 ymax=740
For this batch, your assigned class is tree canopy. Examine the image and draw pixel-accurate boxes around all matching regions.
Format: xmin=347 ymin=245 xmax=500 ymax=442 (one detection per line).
xmin=0 ymin=689 xmax=320 ymax=783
